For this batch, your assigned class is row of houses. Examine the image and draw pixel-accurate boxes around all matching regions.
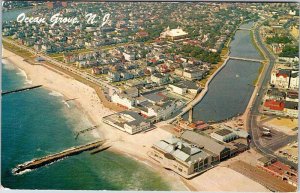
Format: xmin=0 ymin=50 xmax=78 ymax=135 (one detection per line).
xmin=111 ymin=89 xmax=184 ymax=122
xmin=270 ymin=68 xmax=299 ymax=90
xmin=263 ymin=88 xmax=298 ymax=118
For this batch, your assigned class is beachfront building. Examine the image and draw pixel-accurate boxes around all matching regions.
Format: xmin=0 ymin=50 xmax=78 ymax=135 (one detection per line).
xmin=103 ymin=111 xmax=150 ymax=134
xmin=210 ymin=128 xmax=238 ymax=143
xmin=137 ymin=92 xmax=185 ymax=121
xmin=160 ymin=27 xmax=188 ymax=41
xmin=180 ymin=130 xmax=230 ymax=162
xmin=149 ymin=137 xmax=213 ymax=178
xmin=111 ymin=93 xmax=136 ymax=109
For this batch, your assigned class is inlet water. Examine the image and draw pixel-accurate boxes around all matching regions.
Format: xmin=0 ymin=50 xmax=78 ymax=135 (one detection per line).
xmin=183 ymin=21 xmax=263 ymax=122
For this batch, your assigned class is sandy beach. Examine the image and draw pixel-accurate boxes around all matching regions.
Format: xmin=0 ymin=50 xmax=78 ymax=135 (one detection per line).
xmin=2 ymin=48 xmax=270 ymax=192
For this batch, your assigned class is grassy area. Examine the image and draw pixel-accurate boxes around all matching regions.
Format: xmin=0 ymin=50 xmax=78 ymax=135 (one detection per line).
xmin=3 ymin=41 xmax=34 ymax=59
xmin=55 ymin=57 xmax=64 ymax=62
xmin=250 ymin=30 xmax=265 ymax=60
xmin=48 ymin=53 xmax=64 ymax=58
xmin=252 ymin=62 xmax=264 ymax=86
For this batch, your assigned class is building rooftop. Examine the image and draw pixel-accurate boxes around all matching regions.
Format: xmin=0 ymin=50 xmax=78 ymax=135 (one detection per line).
xmin=181 ymin=130 xmax=228 ymax=155
xmin=154 ymin=137 xmax=210 ymax=165
xmin=214 ymin=129 xmax=233 ymax=136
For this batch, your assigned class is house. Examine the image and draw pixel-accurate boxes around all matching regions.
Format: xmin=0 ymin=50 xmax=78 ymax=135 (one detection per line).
xmin=283 ymin=101 xmax=298 ymax=118
xmin=265 ymin=88 xmax=286 ymax=101
xmin=108 ymin=71 xmax=121 ymax=82
xmin=123 ymin=52 xmax=136 ymax=61
xmin=151 ymin=73 xmax=169 ymax=85
xmin=264 ymin=99 xmax=285 ymax=112
xmin=289 ymin=71 xmax=299 ymax=90
xmin=149 ymin=137 xmax=213 ymax=178
xmin=286 ymin=91 xmax=298 ymax=102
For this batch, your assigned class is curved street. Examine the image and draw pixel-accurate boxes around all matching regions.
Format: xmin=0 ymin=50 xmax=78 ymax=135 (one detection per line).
xmin=246 ymin=22 xmax=297 ymax=169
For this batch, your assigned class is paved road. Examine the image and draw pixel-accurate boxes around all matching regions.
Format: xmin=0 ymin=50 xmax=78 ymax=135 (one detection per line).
xmin=246 ymin=23 xmax=297 ymax=169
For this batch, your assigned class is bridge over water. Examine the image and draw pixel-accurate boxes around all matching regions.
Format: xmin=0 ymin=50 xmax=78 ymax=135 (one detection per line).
xmin=238 ymin=27 xmax=252 ymax=31
xmin=229 ymin=56 xmax=264 ymax=63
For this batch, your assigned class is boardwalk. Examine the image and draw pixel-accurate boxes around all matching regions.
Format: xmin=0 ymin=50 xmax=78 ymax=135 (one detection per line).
xmin=229 ymin=161 xmax=296 ymax=192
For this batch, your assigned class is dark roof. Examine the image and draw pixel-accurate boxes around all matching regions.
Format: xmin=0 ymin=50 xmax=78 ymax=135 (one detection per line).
xmin=287 ymin=91 xmax=298 ymax=99
xmin=215 ymin=129 xmax=233 ymax=136
xmin=291 ymin=71 xmax=298 ymax=78
xmin=267 ymin=88 xmax=286 ymax=98
xmin=142 ymin=92 xmax=165 ymax=102
xmin=181 ymin=130 xmax=228 ymax=155
xmin=284 ymin=101 xmax=298 ymax=110
xmin=173 ymin=80 xmax=199 ymax=90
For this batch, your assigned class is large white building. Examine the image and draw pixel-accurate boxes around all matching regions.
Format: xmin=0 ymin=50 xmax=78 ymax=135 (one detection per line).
xmin=168 ymin=81 xmax=200 ymax=97
xmin=289 ymin=71 xmax=299 ymax=90
xmin=149 ymin=137 xmax=213 ymax=178
xmin=111 ymin=93 xmax=136 ymax=109
xmin=270 ymin=69 xmax=291 ymax=89
xmin=160 ymin=27 xmax=188 ymax=41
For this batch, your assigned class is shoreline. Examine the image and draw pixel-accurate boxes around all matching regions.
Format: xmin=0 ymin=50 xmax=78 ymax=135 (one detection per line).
xmin=2 ymin=48 xmax=190 ymax=191
xmin=2 ymin=21 xmax=272 ymax=190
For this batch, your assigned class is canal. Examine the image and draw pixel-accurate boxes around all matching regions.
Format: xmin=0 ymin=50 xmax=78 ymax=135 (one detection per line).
xmin=183 ymin=21 xmax=263 ymax=122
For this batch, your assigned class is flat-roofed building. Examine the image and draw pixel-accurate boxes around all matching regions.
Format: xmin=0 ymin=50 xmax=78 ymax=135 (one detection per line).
xmin=149 ymin=137 xmax=213 ymax=178
xmin=181 ymin=130 xmax=230 ymax=161
xmin=210 ymin=128 xmax=238 ymax=143
xmin=168 ymin=80 xmax=201 ymax=97
xmin=103 ymin=111 xmax=150 ymax=134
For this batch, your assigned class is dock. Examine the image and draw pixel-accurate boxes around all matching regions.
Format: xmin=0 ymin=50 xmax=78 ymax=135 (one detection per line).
xmin=12 ymin=140 xmax=105 ymax=175
xmin=2 ymin=85 xmax=42 ymax=96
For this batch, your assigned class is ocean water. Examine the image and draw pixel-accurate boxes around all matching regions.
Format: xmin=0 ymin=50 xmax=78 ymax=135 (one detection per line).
xmin=1 ymin=63 xmax=170 ymax=190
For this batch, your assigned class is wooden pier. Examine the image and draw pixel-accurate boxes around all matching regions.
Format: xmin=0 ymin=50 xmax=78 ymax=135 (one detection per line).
xmin=12 ymin=140 xmax=105 ymax=175
xmin=2 ymin=85 xmax=42 ymax=96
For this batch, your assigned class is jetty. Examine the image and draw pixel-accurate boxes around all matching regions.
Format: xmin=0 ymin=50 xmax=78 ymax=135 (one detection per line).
xmin=12 ymin=140 xmax=105 ymax=175
xmin=75 ymin=125 xmax=98 ymax=140
xmin=65 ymin=98 xmax=78 ymax=102
xmin=2 ymin=85 xmax=42 ymax=96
